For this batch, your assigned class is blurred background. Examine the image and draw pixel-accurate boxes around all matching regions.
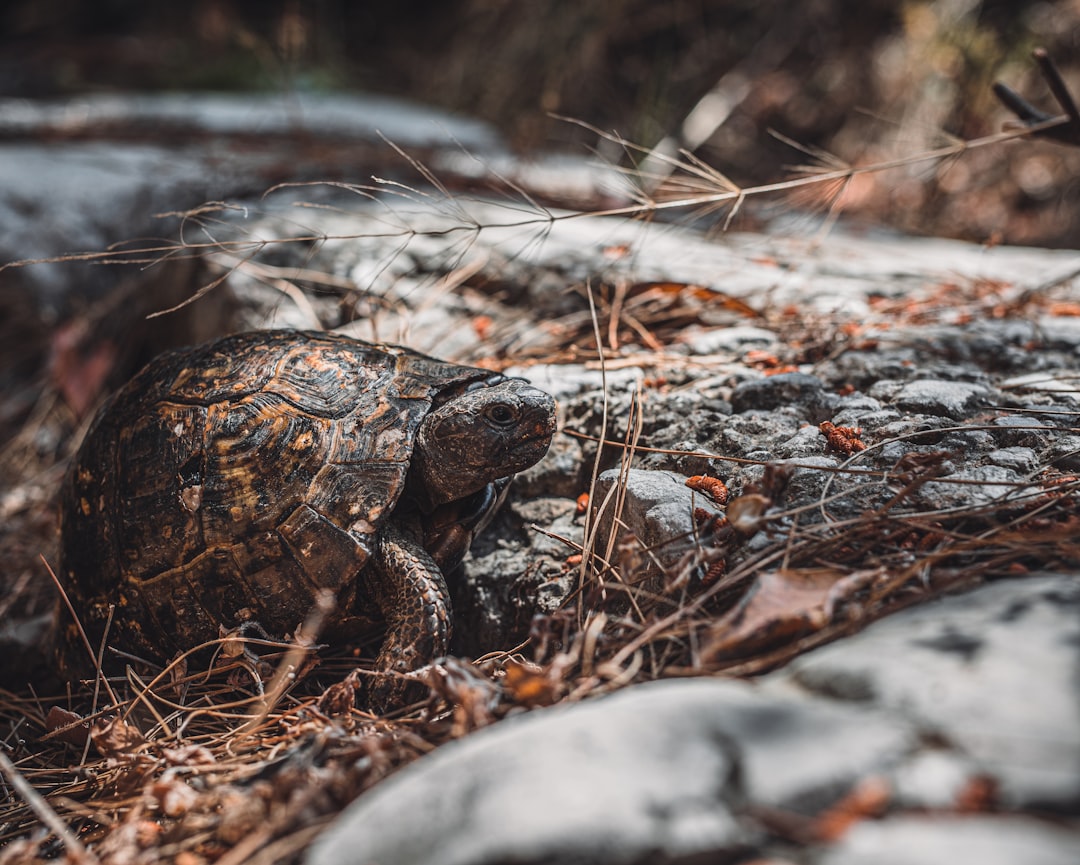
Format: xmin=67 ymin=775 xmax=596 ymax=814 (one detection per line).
xmin=1 ymin=0 xmax=1078 ymax=247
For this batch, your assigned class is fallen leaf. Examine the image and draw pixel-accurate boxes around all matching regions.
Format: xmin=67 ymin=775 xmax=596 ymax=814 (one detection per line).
xmin=45 ymin=706 xmax=90 ymax=747
xmin=49 ymin=324 xmax=117 ymax=419
xmin=162 ymin=744 xmax=216 ymax=766
xmin=318 ymin=669 xmax=361 ymax=716
xmin=704 ymin=567 xmax=884 ymax=662
xmin=150 ymin=774 xmax=200 ymax=817
xmin=954 ymin=774 xmax=999 ymax=812
xmin=472 ymin=315 xmax=494 ymax=340
xmin=503 ymin=658 xmax=562 ymax=707
xmin=726 ymin=493 xmax=770 ymax=535
xmin=91 ymin=716 xmax=147 ymax=759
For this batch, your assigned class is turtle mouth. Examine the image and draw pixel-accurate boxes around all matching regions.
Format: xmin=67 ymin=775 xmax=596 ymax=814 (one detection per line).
xmin=518 ymin=422 xmax=557 ymax=451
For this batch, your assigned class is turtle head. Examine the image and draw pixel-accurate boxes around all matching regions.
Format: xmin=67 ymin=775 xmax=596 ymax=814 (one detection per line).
xmin=411 ymin=377 xmax=556 ymax=509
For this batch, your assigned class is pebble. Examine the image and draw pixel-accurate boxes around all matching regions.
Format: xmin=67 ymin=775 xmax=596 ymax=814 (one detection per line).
xmin=891 ymin=379 xmax=994 ymax=419
xmin=592 ymin=468 xmax=723 ymax=585
xmin=730 ymin=371 xmax=839 ymax=421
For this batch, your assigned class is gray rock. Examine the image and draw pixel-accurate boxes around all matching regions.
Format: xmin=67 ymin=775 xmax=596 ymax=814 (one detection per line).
xmin=772 ymin=455 xmax=844 ymax=508
xmin=520 ymin=363 xmax=644 ymax=404
xmin=917 ymin=464 xmax=1028 ymax=510
xmin=306 ymin=680 xmax=748 ymax=865
xmin=715 ymin=411 xmax=801 ymax=460
xmin=821 ymin=816 xmax=1080 ymax=865
xmin=1046 ymin=434 xmax=1080 ymax=471
xmin=731 ymin=372 xmax=839 ymax=422
xmin=455 ymin=497 xmax=580 ymax=656
xmin=891 ymin=379 xmax=994 ymax=419
xmin=695 ymin=681 xmax=914 ymax=811
xmin=1002 ymin=371 xmax=1080 ymax=402
xmin=986 ymin=447 xmax=1039 ymax=472
xmin=0 ymin=91 xmax=500 ymax=151
xmin=776 ymin=424 xmax=829 ymax=459
xmin=515 ymin=432 xmax=586 ymax=499
xmin=592 ymin=468 xmax=723 ymax=586
xmin=306 ymin=679 xmax=914 ymax=865
xmin=775 ymin=574 xmax=1080 ymax=810
xmin=891 ymin=749 xmax=984 ymax=809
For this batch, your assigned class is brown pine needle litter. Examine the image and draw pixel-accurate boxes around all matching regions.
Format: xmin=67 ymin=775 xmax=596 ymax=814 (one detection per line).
xmin=2 ymin=443 xmax=1078 ymax=862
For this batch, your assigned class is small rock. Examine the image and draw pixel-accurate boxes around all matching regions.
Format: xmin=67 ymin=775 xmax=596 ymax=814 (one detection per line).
xmin=990 ymin=414 xmax=1053 ymax=450
xmin=776 ymin=424 xmax=830 ymax=459
xmin=986 ymin=447 xmax=1039 ymax=472
xmin=1002 ymin=371 xmax=1080 ymax=402
xmin=518 ymin=363 xmax=644 ymax=404
xmin=1046 ymin=434 xmax=1080 ymax=471
xmin=891 ymin=749 xmax=983 ymax=809
xmin=514 ymin=433 xmax=585 ymax=499
xmin=891 ymin=379 xmax=993 ymax=419
xmin=680 ymin=324 xmax=780 ymax=355
xmin=918 ymin=464 xmax=1026 ymax=509
xmin=456 ymin=498 xmax=579 ymax=655
xmin=592 ymin=468 xmax=723 ymax=586
xmin=731 ymin=372 xmax=839 ymax=422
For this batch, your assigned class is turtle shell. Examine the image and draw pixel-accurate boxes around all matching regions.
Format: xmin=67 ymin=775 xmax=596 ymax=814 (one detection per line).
xmin=59 ymin=329 xmax=500 ymax=667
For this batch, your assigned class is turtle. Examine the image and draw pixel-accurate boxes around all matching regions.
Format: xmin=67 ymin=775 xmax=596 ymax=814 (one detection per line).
xmin=59 ymin=329 xmax=556 ymax=705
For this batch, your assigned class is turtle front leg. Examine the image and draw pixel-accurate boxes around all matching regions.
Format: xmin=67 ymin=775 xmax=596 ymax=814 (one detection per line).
xmin=365 ymin=521 xmax=452 ymax=710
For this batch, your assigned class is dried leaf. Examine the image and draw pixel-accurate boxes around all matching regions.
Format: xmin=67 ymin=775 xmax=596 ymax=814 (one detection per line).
xmin=49 ymin=325 xmax=117 ymax=419
xmin=318 ymin=670 xmax=361 ymax=716
xmin=150 ymin=774 xmax=200 ymax=817
xmin=472 ymin=315 xmax=494 ymax=340
xmin=704 ymin=567 xmax=882 ymax=661
xmin=91 ymin=716 xmax=147 ymax=759
xmin=602 ymin=243 xmax=632 ymax=260
xmin=162 ymin=744 xmax=217 ymax=766
xmin=954 ymin=774 xmax=999 ymax=812
xmin=44 ymin=705 xmax=90 ymax=747
xmin=726 ymin=493 xmax=771 ymax=535
xmin=424 ymin=658 xmax=501 ymax=734
xmin=503 ymin=658 xmax=562 ymax=708
xmin=215 ymin=784 xmax=271 ymax=844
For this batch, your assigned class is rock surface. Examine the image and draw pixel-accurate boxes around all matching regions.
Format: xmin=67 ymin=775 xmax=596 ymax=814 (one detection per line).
xmin=592 ymin=468 xmax=724 ymax=588
xmin=774 ymin=573 xmax=1080 ymax=811
xmin=821 ymin=816 xmax=1080 ymax=865
xmin=307 ymin=678 xmax=910 ymax=865
xmin=309 ymin=574 xmax=1080 ymax=865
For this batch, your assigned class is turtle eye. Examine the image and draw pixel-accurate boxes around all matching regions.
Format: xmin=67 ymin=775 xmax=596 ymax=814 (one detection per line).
xmin=484 ymin=403 xmax=518 ymax=428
